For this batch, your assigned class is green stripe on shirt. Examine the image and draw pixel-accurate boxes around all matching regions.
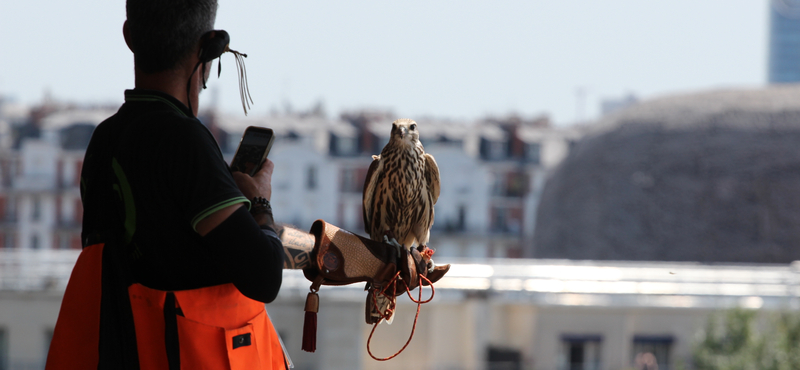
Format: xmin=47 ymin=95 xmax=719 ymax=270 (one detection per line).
xmin=191 ymin=196 xmax=251 ymax=231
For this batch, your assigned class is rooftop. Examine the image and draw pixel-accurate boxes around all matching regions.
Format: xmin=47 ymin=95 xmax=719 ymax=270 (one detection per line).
xmin=595 ymin=84 xmax=800 ymax=131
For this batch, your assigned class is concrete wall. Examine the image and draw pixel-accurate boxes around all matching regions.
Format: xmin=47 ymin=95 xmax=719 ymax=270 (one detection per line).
xmin=4 ymin=258 xmax=794 ymax=370
xmin=0 ymin=291 xmax=61 ymax=370
xmin=0 ymin=287 xmax=784 ymax=370
xmin=533 ymin=306 xmax=711 ymax=370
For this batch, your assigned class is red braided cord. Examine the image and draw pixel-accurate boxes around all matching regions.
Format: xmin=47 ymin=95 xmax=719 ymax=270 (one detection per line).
xmin=406 ymin=274 xmax=434 ymax=304
xmin=366 ymin=273 xmax=435 ymax=361
xmin=371 ymin=272 xmax=400 ymax=318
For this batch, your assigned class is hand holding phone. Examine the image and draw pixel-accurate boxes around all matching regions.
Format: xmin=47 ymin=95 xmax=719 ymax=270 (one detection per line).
xmin=231 ymin=158 xmax=274 ymax=202
xmin=231 ymin=126 xmax=275 ymax=176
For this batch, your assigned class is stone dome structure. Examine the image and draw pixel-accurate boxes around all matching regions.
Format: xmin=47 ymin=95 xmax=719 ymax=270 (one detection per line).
xmin=532 ymin=85 xmax=800 ymax=263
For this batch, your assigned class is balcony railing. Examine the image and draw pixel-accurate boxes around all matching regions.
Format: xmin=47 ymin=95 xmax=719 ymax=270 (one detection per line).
xmin=0 ymin=249 xmax=79 ymax=291
xmin=2 ymin=250 xmax=799 ymax=311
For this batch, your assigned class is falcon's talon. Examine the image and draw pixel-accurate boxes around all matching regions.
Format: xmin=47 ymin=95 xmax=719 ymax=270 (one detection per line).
xmin=383 ymin=235 xmax=404 ymax=259
xmin=382 ymin=235 xmax=403 ymax=248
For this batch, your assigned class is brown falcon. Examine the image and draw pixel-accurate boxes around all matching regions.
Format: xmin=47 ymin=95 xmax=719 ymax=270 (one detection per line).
xmin=362 ymin=119 xmax=440 ymax=253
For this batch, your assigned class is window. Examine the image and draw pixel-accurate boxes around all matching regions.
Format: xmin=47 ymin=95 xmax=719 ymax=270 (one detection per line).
xmin=568 ymin=140 xmax=578 ymax=151
xmin=340 ymin=169 xmax=358 ymax=194
xmin=330 ymin=133 xmax=358 ymax=156
xmin=74 ymin=160 xmax=83 ymax=187
xmin=559 ymin=335 xmax=601 ymax=370
xmin=0 ymin=328 xmax=7 ymax=370
xmin=57 ymin=234 xmax=71 ymax=250
xmin=480 ymin=138 xmax=509 ymax=160
xmin=57 ymin=159 xmax=64 ymax=188
xmin=60 ymin=123 xmax=95 ymax=150
xmin=307 ymin=165 xmax=317 ymax=190
xmin=440 ymin=205 xmax=467 ymax=232
xmin=71 ymin=234 xmax=83 ymax=250
xmin=490 ymin=206 xmax=508 ymax=233
xmin=338 ymin=137 xmax=357 ymax=155
xmin=490 ymin=206 xmax=523 ymax=234
xmin=284 ymin=131 xmax=301 ymax=142
xmin=457 ymin=205 xmax=466 ymax=231
xmin=491 ymin=171 xmax=528 ymax=197
xmin=4 ymin=233 xmax=14 ymax=249
xmin=0 ymin=159 xmax=10 ymax=187
xmin=44 ymin=328 xmax=54 ymax=362
xmin=436 ymin=135 xmax=463 ymax=147
xmin=505 ymin=172 xmax=528 ymax=197
xmin=31 ymin=234 xmax=40 ymax=250
xmin=5 ymin=197 xmax=16 ymax=222
xmin=487 ymin=346 xmax=522 ymax=370
xmin=339 ymin=167 xmax=368 ymax=194
xmin=525 ymin=142 xmax=541 ymax=164
xmin=632 ymin=336 xmax=673 ymax=370
xmin=32 ymin=196 xmax=41 ymax=221
xmin=74 ymin=198 xmax=83 ymax=224
xmin=490 ymin=141 xmax=507 ymax=159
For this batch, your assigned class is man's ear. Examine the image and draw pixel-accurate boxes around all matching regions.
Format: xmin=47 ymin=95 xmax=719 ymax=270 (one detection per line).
xmin=123 ymin=20 xmax=133 ymax=52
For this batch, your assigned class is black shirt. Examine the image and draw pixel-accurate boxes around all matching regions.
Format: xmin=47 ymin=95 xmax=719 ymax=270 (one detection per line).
xmin=81 ymin=89 xmax=267 ymax=291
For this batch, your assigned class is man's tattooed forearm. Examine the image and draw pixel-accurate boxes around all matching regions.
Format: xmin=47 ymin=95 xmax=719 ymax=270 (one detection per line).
xmin=278 ymin=226 xmax=314 ymax=269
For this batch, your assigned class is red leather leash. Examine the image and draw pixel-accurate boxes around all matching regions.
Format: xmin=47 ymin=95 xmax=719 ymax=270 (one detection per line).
xmin=366 ymin=272 xmax=434 ymax=361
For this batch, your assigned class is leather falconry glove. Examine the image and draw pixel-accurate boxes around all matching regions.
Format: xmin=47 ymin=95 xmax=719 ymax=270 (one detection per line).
xmin=300 ymin=220 xmax=450 ymax=352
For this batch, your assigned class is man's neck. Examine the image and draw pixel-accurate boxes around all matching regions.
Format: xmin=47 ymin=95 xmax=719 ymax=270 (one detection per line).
xmin=134 ymin=67 xmax=200 ymax=116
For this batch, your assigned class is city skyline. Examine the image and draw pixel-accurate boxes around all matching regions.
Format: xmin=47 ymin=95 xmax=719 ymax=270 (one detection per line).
xmin=0 ymin=1 xmax=769 ymax=125
xmin=769 ymin=0 xmax=800 ymax=82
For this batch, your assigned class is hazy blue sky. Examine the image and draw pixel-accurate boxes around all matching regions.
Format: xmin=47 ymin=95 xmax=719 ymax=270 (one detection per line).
xmin=0 ymin=1 xmax=769 ymax=124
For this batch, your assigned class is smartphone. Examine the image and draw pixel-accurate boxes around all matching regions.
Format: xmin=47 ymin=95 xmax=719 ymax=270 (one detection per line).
xmin=231 ymin=126 xmax=275 ymax=176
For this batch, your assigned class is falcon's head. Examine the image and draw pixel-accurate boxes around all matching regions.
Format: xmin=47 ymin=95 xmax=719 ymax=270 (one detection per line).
xmin=390 ymin=118 xmax=419 ymax=145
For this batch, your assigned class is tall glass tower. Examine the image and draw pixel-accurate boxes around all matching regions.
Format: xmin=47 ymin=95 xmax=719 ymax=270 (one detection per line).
xmin=769 ymin=0 xmax=800 ymax=83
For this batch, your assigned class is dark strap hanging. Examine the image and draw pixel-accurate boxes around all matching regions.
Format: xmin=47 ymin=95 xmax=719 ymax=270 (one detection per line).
xmin=163 ymin=292 xmax=181 ymax=370
xmin=97 ymin=240 xmax=139 ymax=370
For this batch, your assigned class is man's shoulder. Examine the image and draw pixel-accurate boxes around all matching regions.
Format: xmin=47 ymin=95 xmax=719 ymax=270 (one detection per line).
xmin=95 ymin=100 xmax=210 ymax=141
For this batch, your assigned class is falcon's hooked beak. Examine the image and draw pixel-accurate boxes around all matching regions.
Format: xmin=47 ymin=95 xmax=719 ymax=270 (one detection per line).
xmin=398 ymin=126 xmax=408 ymax=139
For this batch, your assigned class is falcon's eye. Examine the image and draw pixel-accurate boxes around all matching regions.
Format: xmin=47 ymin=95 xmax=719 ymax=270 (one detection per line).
xmin=410 ymin=124 xmax=417 ymax=130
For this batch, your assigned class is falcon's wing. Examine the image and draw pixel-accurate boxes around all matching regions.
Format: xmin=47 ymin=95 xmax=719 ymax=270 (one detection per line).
xmin=424 ymin=153 xmax=440 ymax=204
xmin=362 ymin=155 xmax=383 ymax=234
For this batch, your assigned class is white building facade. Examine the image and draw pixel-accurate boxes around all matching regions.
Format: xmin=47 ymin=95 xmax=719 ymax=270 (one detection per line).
xmin=0 ymin=102 xmax=591 ymax=369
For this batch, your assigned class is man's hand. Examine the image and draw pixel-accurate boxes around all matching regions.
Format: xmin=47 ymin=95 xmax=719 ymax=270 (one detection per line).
xmin=232 ymin=159 xmax=275 ymax=229
xmin=231 ymin=158 xmax=274 ymax=200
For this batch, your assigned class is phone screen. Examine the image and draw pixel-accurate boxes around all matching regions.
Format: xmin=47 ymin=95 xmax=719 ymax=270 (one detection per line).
xmin=231 ymin=128 xmax=274 ymax=176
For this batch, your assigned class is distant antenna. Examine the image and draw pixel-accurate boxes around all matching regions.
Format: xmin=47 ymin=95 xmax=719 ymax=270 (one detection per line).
xmin=575 ymin=86 xmax=587 ymax=122
xmin=282 ymin=78 xmax=291 ymax=114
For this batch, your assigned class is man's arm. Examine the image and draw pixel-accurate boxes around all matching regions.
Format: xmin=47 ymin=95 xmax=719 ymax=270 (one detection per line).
xmin=196 ymin=160 xmax=275 ymax=235
xmin=275 ymin=224 xmax=314 ymax=269
xmin=200 ymin=159 xmax=313 ymax=270
xmin=194 ymin=160 xmax=284 ymax=303
xmin=201 ymin=206 xmax=283 ymax=303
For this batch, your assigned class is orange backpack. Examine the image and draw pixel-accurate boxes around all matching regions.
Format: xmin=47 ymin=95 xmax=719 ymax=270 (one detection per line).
xmin=46 ymin=243 xmax=288 ymax=370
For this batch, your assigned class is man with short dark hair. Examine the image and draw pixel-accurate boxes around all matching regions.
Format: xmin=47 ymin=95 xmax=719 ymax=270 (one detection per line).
xmin=45 ymin=1 xmax=308 ymax=369
xmin=126 ymin=0 xmax=219 ymax=74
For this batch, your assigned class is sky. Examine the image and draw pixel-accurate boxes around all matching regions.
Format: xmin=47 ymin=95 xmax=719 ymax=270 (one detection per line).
xmin=0 ymin=1 xmax=769 ymax=125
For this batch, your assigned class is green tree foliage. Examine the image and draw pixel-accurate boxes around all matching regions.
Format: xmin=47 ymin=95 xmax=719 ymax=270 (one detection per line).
xmin=692 ymin=308 xmax=800 ymax=370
